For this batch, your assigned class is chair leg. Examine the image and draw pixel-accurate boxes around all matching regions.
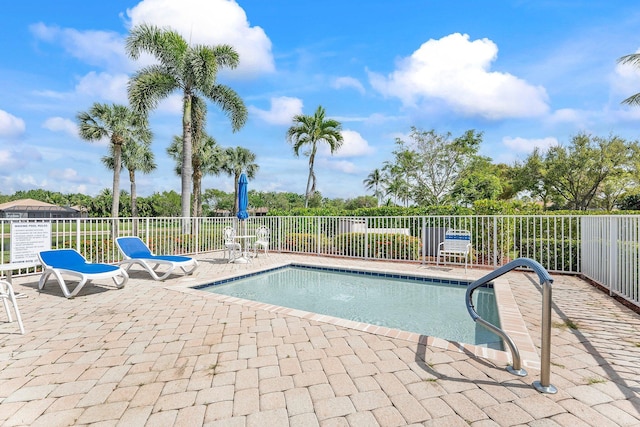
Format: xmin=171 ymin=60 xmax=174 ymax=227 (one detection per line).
xmin=1 ymin=281 xmax=25 ymax=334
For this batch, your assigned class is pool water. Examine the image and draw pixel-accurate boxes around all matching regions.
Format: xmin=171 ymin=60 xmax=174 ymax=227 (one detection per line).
xmin=198 ymin=265 xmax=502 ymax=349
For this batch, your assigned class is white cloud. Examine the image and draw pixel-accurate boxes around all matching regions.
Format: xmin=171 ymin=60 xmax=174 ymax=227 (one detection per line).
xmin=249 ymin=97 xmax=303 ymax=125
xmin=611 ymin=50 xmax=640 ymax=97
xmin=49 ymin=168 xmax=98 ymax=184
xmin=318 ymin=157 xmax=357 ymax=174
xmin=0 ymin=149 xmax=33 ymax=174
xmin=30 ymin=23 xmax=128 ymax=72
xmin=332 ymin=76 xmax=365 ymax=94
xmin=368 ymin=33 xmax=549 ymax=119
xmin=42 ymin=117 xmax=79 ymax=138
xmin=319 ymin=130 xmax=374 ymax=158
xmin=547 ymin=108 xmax=586 ymax=125
xmin=503 ymin=136 xmax=558 ymax=154
xmin=156 ymin=94 xmax=185 ymax=114
xmin=125 ymin=0 xmax=275 ymax=77
xmin=75 ymin=72 xmax=129 ymax=103
xmin=0 ymin=150 xmax=21 ymax=169
xmin=0 ymin=174 xmax=45 ymax=193
xmin=0 ymin=110 xmax=26 ymax=138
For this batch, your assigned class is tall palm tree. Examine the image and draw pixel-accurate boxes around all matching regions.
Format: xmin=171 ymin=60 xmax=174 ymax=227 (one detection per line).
xmin=618 ymin=53 xmax=640 ymax=105
xmin=126 ymin=23 xmax=247 ymax=221
xmin=102 ymin=140 xmax=156 ymax=217
xmin=168 ymin=134 xmax=226 ymax=217
xmin=167 ymin=94 xmax=226 ymax=217
xmin=77 ymin=103 xmax=151 ymax=219
xmin=363 ymin=168 xmax=384 ymax=206
xmin=286 ymin=105 xmax=343 ymax=208
xmin=221 ymin=146 xmax=258 ymax=215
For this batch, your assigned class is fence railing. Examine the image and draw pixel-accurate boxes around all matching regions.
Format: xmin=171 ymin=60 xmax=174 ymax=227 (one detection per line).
xmin=0 ymin=214 xmax=637 ymax=308
xmin=581 ymin=216 xmax=640 ymax=307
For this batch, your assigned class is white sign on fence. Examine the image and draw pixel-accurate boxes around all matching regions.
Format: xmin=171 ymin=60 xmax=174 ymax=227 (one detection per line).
xmin=10 ymin=222 xmax=51 ymax=264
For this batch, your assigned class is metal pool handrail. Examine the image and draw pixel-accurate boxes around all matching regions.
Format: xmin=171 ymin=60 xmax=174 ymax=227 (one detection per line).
xmin=465 ymin=257 xmax=557 ymax=394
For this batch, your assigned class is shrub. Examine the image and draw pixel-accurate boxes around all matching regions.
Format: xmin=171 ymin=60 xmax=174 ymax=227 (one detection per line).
xmin=285 ymin=232 xmax=330 ymax=252
xmin=520 ymin=238 xmax=579 ymax=272
xmin=333 ymin=232 xmax=422 ymax=260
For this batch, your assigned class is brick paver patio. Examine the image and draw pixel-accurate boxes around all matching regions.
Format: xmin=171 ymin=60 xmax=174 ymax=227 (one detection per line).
xmin=1 ymin=252 xmax=638 ymax=426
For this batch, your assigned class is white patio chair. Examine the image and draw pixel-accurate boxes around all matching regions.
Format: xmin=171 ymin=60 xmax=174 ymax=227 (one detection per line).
xmin=437 ymin=229 xmax=472 ymax=271
xmin=1 ymin=279 xmax=25 ymax=334
xmin=223 ymin=227 xmax=241 ymax=261
xmin=252 ymin=226 xmax=270 ymax=257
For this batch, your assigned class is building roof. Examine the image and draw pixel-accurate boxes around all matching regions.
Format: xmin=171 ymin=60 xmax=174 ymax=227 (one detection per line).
xmin=0 ymin=198 xmax=55 ymax=209
xmin=0 ymin=198 xmax=77 ymax=213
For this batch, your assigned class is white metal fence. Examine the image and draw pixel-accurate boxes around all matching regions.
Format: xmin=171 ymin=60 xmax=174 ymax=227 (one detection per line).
xmin=581 ymin=216 xmax=640 ymax=307
xmin=0 ymin=214 xmax=637 ymax=308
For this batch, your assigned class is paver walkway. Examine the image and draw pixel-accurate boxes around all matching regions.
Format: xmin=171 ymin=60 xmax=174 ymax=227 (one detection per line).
xmin=0 ymin=252 xmax=638 ymax=426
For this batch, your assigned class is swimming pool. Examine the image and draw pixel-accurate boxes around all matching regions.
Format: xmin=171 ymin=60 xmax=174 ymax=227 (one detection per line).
xmin=196 ymin=264 xmax=503 ymax=349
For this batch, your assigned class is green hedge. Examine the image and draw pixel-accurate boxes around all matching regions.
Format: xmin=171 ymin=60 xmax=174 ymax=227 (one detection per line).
xmin=520 ymin=238 xmax=579 ymax=272
xmin=285 ymin=233 xmax=331 ymax=252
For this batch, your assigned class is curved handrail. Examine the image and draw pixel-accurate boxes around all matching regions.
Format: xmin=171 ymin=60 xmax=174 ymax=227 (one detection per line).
xmin=466 ymin=257 xmax=557 ymax=393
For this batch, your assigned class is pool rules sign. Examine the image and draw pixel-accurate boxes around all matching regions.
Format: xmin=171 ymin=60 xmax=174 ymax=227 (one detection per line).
xmin=10 ymin=222 xmax=51 ymax=264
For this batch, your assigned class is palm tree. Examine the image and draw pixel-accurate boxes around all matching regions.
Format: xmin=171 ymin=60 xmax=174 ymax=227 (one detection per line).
xmin=126 ymin=23 xmax=247 ymax=221
xmin=221 ymin=146 xmax=258 ymax=215
xmin=618 ymin=53 xmax=640 ymax=105
xmin=102 ymin=140 xmax=156 ymax=218
xmin=167 ymin=94 xmax=226 ymax=217
xmin=286 ymin=105 xmax=343 ymax=208
xmin=77 ymin=103 xmax=151 ymax=219
xmin=168 ymin=134 xmax=226 ymax=217
xmin=363 ymin=168 xmax=384 ymax=206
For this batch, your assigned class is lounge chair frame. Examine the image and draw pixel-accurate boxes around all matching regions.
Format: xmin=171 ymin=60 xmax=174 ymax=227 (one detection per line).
xmin=116 ymin=236 xmax=198 ymax=281
xmin=38 ymin=249 xmax=128 ymax=298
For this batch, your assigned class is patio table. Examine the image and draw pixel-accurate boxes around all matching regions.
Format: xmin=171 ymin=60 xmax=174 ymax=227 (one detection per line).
xmin=231 ymin=235 xmax=255 ymax=264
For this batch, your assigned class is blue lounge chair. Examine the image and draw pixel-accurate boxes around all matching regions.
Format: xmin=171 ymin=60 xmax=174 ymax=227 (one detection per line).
xmin=38 ymin=249 xmax=128 ymax=299
xmin=116 ymin=236 xmax=198 ymax=281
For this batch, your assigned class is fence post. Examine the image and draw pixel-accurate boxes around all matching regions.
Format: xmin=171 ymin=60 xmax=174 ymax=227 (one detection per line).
xmin=194 ymin=217 xmax=200 ymax=255
xmin=609 ymin=216 xmax=617 ymax=297
xmin=493 ymin=216 xmax=498 ymax=267
xmin=277 ymin=217 xmax=281 ymax=253
xmin=421 ymin=216 xmax=426 ymax=265
xmin=317 ymin=217 xmax=321 ymax=255
xmin=75 ymin=218 xmax=81 ymax=252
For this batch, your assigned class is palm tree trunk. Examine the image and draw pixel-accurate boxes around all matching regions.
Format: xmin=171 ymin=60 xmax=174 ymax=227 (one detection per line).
xmin=130 ymin=169 xmax=138 ymax=218
xmin=111 ymin=144 xmax=122 ymax=239
xmin=304 ymin=144 xmax=317 ymax=208
xmin=193 ymin=170 xmax=202 ymax=217
xmin=129 ymin=169 xmax=138 ymax=235
xmin=181 ymin=94 xmax=194 ymax=232
xmin=304 ymin=170 xmax=313 ymax=208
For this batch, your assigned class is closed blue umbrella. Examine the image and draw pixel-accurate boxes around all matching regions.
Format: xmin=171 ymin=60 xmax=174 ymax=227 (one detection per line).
xmin=237 ymin=173 xmax=249 ymax=220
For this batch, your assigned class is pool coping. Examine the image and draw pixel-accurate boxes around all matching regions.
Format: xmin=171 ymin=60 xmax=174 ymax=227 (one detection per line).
xmin=173 ymin=260 xmax=540 ymax=370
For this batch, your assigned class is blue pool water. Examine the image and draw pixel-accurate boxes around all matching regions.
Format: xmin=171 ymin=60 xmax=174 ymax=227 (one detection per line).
xmin=197 ymin=265 xmax=502 ymax=349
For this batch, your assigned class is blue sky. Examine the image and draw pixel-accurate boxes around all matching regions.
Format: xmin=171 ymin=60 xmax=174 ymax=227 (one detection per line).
xmin=2 ymin=0 xmax=640 ymax=200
